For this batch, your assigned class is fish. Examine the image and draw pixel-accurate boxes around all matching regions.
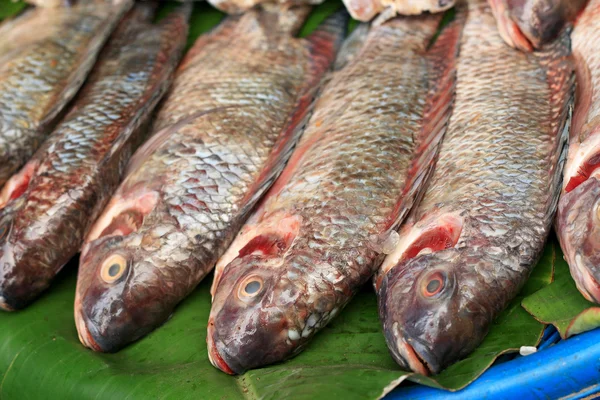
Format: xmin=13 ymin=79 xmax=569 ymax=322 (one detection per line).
xmin=0 ymin=3 xmax=190 ymax=312
xmin=207 ymin=0 xmax=454 ymax=21
xmin=555 ymin=0 xmax=600 ymax=304
xmin=375 ymin=0 xmax=574 ymax=376
xmin=488 ymin=0 xmax=588 ymax=51
xmin=343 ymin=0 xmax=455 ymax=22
xmin=0 ymin=0 xmax=132 ymax=188
xmin=74 ymin=6 xmax=347 ymax=353
xmin=207 ymin=9 xmax=463 ymax=375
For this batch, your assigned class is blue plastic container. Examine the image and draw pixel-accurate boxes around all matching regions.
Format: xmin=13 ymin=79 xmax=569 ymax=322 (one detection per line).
xmin=387 ymin=327 xmax=600 ymax=399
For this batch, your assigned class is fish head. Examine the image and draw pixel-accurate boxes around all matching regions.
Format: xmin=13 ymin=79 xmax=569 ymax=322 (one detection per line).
xmin=207 ymin=252 xmax=296 ymax=375
xmin=75 ymin=188 xmax=185 ymax=352
xmin=557 ymin=177 xmax=600 ymax=303
xmin=378 ymin=248 xmax=487 ymax=375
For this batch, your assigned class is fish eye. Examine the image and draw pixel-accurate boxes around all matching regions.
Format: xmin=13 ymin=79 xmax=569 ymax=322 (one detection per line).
xmin=421 ymin=271 xmax=446 ymax=298
xmin=100 ymin=254 xmax=129 ymax=284
xmin=238 ymin=276 xmax=264 ymax=300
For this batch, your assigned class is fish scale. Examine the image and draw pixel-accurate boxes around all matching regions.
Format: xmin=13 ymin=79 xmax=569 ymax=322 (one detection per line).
xmin=0 ymin=4 xmax=189 ymax=312
xmin=0 ymin=0 xmax=132 ymax=186
xmin=376 ymin=0 xmax=573 ymax=376
xmin=74 ymin=7 xmax=347 ymax=353
xmin=208 ymin=10 xmax=463 ymax=374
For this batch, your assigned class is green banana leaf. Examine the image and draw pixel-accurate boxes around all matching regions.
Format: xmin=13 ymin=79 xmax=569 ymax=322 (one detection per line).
xmin=0 ymin=1 xmax=559 ymax=398
xmin=522 ymin=243 xmax=600 ymax=339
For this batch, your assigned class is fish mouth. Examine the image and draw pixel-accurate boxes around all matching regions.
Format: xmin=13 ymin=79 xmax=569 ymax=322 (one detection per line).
xmin=395 ymin=336 xmax=431 ymax=376
xmin=388 ymin=322 xmax=437 ymax=376
xmin=75 ymin=308 xmax=103 ymax=352
xmin=206 ymin=320 xmax=236 ymax=375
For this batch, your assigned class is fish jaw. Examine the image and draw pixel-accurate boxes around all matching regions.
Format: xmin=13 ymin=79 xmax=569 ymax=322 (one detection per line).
xmin=557 ymin=177 xmax=600 ymax=303
xmin=208 ymin=253 xmax=306 ymax=374
xmin=377 ymin=249 xmax=491 ymax=375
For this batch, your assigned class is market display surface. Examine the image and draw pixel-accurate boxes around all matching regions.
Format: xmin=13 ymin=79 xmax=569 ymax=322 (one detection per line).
xmin=0 ymin=0 xmax=600 ymax=398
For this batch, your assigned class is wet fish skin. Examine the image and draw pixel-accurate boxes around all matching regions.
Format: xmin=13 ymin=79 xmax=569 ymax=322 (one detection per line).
xmin=488 ymin=0 xmax=588 ymax=51
xmin=555 ymin=0 xmax=600 ymax=303
xmin=376 ymin=0 xmax=574 ymax=375
xmin=0 ymin=0 xmax=132 ymax=188
xmin=0 ymin=4 xmax=189 ymax=312
xmin=74 ymin=7 xmax=347 ymax=353
xmin=207 ymin=10 xmax=463 ymax=374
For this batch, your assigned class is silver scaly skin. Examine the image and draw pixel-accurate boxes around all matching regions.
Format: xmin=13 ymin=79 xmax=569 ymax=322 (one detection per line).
xmin=208 ymin=9 xmax=463 ymax=374
xmin=75 ymin=7 xmax=347 ymax=353
xmin=555 ymin=0 xmax=600 ymax=304
xmin=0 ymin=4 xmax=189 ymax=312
xmin=0 ymin=0 xmax=132 ymax=186
xmin=376 ymin=0 xmax=574 ymax=375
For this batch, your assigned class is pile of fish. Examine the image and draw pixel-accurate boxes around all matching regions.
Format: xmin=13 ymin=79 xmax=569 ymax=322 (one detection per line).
xmin=1 ymin=0 xmax=599 ymax=380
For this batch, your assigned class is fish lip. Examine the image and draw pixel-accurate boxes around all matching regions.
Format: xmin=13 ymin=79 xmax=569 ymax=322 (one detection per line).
xmin=75 ymin=308 xmax=103 ymax=352
xmin=394 ymin=336 xmax=432 ymax=376
xmin=388 ymin=323 xmax=437 ymax=375
xmin=206 ymin=320 xmax=237 ymax=375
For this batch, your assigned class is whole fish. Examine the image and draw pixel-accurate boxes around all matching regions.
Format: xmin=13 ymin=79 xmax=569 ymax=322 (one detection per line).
xmin=556 ymin=0 xmax=600 ymax=303
xmin=0 ymin=0 xmax=131 ymax=188
xmin=0 ymin=4 xmax=189 ymax=311
xmin=343 ymin=0 xmax=455 ymax=22
xmin=488 ymin=0 xmax=588 ymax=51
xmin=74 ymin=7 xmax=346 ymax=353
xmin=376 ymin=0 xmax=573 ymax=375
xmin=208 ymin=11 xmax=463 ymax=374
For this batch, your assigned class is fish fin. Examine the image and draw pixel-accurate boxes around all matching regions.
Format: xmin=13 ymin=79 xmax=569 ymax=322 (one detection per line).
xmin=384 ymin=9 xmax=464 ymax=234
xmin=537 ymin=29 xmax=576 ymax=225
xmin=235 ymin=10 xmax=347 ymax=216
xmin=334 ymin=22 xmax=369 ymax=70
xmin=305 ymin=8 xmax=348 ymax=71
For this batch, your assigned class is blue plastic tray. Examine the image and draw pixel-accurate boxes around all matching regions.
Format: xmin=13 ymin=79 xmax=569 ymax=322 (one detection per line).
xmin=387 ymin=326 xmax=600 ymax=399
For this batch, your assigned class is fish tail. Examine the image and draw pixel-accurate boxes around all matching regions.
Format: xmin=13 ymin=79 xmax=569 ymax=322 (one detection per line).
xmin=334 ymin=22 xmax=369 ymax=70
xmin=255 ymin=4 xmax=313 ymax=36
xmin=306 ymin=8 xmax=349 ymax=72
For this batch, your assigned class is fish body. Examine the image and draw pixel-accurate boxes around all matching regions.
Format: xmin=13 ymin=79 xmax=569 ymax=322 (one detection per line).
xmin=207 ymin=11 xmax=463 ymax=374
xmin=376 ymin=0 xmax=573 ymax=375
xmin=488 ymin=0 xmax=588 ymax=51
xmin=0 ymin=0 xmax=132 ymax=187
xmin=344 ymin=0 xmax=455 ymax=22
xmin=75 ymin=7 xmax=347 ymax=353
xmin=0 ymin=4 xmax=189 ymax=311
xmin=555 ymin=0 xmax=600 ymax=303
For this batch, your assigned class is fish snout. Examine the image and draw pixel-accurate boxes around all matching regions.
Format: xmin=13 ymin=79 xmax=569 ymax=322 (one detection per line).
xmin=75 ymin=309 xmax=103 ymax=352
xmin=208 ymin=309 xmax=294 ymax=374
xmin=385 ymin=322 xmax=440 ymax=376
